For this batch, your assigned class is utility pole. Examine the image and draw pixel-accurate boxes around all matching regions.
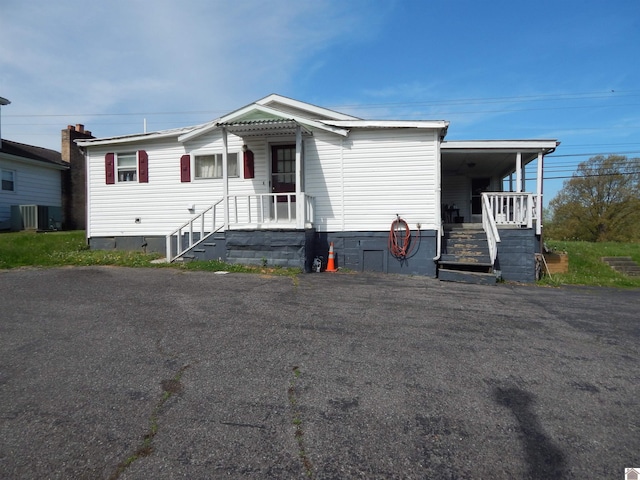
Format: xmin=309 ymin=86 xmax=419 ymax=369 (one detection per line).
xmin=0 ymin=96 xmax=11 ymax=149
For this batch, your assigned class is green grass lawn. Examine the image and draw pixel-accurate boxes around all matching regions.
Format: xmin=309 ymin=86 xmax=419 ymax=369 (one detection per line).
xmin=2 ymin=231 xmax=639 ymax=287
xmin=541 ymin=240 xmax=640 ymax=288
xmin=0 ymin=230 xmax=300 ymax=276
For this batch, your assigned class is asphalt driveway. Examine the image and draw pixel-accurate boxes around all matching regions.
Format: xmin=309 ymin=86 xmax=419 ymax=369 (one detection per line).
xmin=1 ymin=267 xmax=638 ymax=479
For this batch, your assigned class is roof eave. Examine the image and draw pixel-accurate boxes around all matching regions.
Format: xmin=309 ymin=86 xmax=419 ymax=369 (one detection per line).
xmin=320 ymin=120 xmax=450 ymax=130
xmin=179 ymin=104 xmax=349 ymax=142
xmin=0 ymin=151 xmax=68 ymax=170
xmin=442 ymin=139 xmax=560 ymax=152
xmin=76 ymin=129 xmax=190 ymax=147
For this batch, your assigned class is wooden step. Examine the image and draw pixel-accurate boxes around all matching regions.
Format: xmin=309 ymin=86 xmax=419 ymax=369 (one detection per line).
xmin=438 ymin=268 xmax=497 ymax=285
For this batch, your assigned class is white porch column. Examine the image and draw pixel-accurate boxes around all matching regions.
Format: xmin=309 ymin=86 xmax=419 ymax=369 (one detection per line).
xmin=295 ymin=125 xmax=303 ymax=229
xmin=222 ymin=127 xmax=229 ymax=230
xmin=515 ymin=152 xmax=522 ymax=193
xmin=536 ymin=151 xmax=544 ymax=235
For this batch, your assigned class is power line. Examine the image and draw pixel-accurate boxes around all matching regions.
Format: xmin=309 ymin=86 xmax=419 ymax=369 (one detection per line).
xmin=329 ymin=89 xmax=640 ymax=109
xmin=544 ymin=171 xmax=640 ymax=180
xmin=5 ymin=89 xmax=640 ymax=120
xmin=547 ymin=151 xmax=640 ymax=158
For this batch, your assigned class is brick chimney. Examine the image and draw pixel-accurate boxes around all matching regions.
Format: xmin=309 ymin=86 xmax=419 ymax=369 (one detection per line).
xmin=61 ymin=124 xmax=94 ymax=230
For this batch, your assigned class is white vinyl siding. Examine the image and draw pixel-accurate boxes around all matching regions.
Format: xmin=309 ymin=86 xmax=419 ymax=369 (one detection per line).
xmin=85 ymin=125 xmax=441 ymax=238
xmin=86 ymin=133 xmax=260 ymax=237
xmin=306 ymin=128 xmax=440 ymax=232
xmin=442 ymin=175 xmax=470 ymax=222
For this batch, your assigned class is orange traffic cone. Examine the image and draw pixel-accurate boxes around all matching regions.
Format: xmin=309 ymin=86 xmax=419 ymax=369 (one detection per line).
xmin=326 ymin=242 xmax=338 ymax=272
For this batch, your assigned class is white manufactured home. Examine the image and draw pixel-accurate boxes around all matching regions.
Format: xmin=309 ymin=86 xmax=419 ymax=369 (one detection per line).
xmin=78 ymin=94 xmax=558 ymax=283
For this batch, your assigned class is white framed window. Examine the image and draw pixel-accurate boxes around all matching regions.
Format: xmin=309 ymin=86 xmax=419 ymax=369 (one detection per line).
xmin=117 ymin=152 xmax=137 ymax=182
xmin=1 ymin=169 xmax=15 ymax=192
xmin=194 ymin=153 xmax=238 ymax=179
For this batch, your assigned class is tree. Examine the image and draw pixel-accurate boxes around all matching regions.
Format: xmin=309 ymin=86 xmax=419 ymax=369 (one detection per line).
xmin=545 ymin=155 xmax=640 ymax=241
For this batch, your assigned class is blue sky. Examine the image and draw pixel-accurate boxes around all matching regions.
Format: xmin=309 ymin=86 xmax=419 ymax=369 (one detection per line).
xmin=1 ymin=0 xmax=639 ymax=204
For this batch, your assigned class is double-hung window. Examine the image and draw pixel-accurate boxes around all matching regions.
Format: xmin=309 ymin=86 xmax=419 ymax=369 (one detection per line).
xmin=194 ymin=153 xmax=238 ymax=179
xmin=1 ymin=169 xmax=15 ymax=192
xmin=117 ymin=153 xmax=137 ymax=182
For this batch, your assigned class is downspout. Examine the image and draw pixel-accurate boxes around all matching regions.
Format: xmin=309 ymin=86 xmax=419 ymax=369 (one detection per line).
xmin=83 ymin=145 xmax=91 ymax=247
xmin=433 ymin=130 xmax=443 ymax=261
xmin=222 ymin=127 xmax=229 ymax=230
xmin=295 ymin=125 xmax=303 ymax=229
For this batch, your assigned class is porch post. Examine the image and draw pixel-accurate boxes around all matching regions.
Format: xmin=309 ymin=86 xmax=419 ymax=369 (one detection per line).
xmin=515 ymin=152 xmax=522 ymax=193
xmin=222 ymin=127 xmax=229 ymax=230
xmin=295 ymin=125 xmax=303 ymax=228
xmin=536 ymin=151 xmax=543 ymax=235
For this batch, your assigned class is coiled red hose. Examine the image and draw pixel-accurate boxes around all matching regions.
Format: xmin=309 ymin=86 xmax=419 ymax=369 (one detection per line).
xmin=388 ymin=216 xmax=416 ymax=259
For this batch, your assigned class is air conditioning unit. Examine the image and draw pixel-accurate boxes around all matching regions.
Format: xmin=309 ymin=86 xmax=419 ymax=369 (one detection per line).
xmin=10 ymin=205 xmax=63 ymax=231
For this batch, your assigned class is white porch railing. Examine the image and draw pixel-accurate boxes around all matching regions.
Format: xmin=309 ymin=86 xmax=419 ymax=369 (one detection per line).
xmin=481 ymin=194 xmax=501 ymax=264
xmin=484 ymin=192 xmax=536 ymax=228
xmin=229 ymin=193 xmax=314 ymax=227
xmin=166 ymin=193 xmax=314 ymax=262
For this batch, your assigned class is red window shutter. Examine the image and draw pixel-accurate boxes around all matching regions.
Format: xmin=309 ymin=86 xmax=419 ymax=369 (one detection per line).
xmin=138 ymin=150 xmax=149 ymax=183
xmin=244 ymin=150 xmax=255 ymax=179
xmin=105 ymin=153 xmax=115 ymax=184
xmin=180 ymin=155 xmax=191 ymax=182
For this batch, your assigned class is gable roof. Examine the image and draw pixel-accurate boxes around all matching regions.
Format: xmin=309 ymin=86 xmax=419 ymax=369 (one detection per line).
xmin=255 ymin=94 xmax=360 ymax=121
xmin=178 ymin=96 xmax=351 ymax=142
xmin=0 ymin=138 xmax=67 ymax=169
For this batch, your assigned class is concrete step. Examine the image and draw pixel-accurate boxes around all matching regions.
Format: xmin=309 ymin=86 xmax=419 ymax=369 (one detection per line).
xmin=601 ymin=256 xmax=640 ymax=276
xmin=438 ymin=268 xmax=497 ymax=285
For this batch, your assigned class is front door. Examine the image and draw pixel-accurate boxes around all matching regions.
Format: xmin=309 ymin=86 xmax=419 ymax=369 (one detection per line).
xmin=471 ymin=177 xmax=491 ymax=215
xmin=271 ymin=145 xmax=296 ymax=202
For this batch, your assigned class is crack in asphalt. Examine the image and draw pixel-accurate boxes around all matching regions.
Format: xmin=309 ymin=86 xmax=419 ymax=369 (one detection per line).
xmin=108 ymin=364 xmax=190 ymax=480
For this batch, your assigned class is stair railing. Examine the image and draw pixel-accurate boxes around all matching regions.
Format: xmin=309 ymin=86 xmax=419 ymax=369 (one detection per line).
xmin=166 ymin=199 xmax=224 ymax=262
xmin=482 ymin=193 xmax=501 ymax=264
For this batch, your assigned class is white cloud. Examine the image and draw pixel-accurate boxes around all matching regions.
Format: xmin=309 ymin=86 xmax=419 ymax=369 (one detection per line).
xmin=0 ymin=0 xmax=379 ymax=148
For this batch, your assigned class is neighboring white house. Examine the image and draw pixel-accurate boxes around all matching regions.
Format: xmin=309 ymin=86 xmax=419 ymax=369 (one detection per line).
xmin=0 ymin=139 xmax=68 ymax=231
xmin=77 ymin=94 xmax=559 ymax=283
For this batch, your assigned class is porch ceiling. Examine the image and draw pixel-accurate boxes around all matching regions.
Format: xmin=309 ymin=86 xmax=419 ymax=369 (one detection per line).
xmin=216 ymin=119 xmax=312 ymax=137
xmin=441 ymin=150 xmax=537 ymax=178
xmin=441 ymin=140 xmax=558 ymax=178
